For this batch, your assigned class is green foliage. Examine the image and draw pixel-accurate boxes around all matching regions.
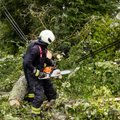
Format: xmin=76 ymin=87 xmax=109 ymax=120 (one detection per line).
xmin=52 ymin=61 xmax=120 ymax=119
xmin=0 ymin=0 xmax=119 ymax=54
xmin=0 ymin=0 xmax=120 ymax=119
xmin=0 ymin=49 xmax=23 ymax=91
xmin=58 ymin=16 xmax=120 ymax=70
xmin=55 ymin=15 xmax=120 ymax=119
xmin=62 ymin=61 xmax=120 ymax=97
xmin=0 ymin=99 xmax=32 ymax=120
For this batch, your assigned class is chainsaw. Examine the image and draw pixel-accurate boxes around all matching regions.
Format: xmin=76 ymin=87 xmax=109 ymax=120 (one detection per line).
xmin=39 ymin=67 xmax=72 ymax=79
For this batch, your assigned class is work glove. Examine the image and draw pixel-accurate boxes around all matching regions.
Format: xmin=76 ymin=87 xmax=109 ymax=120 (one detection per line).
xmin=33 ymin=68 xmax=46 ymax=78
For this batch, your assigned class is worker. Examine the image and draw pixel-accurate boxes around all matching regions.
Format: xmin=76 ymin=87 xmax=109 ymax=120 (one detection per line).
xmin=23 ymin=30 xmax=57 ymax=117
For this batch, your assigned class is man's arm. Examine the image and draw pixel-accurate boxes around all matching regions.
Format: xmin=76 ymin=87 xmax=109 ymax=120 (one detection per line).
xmin=23 ymin=46 xmax=39 ymax=72
xmin=45 ymin=50 xmax=56 ymax=67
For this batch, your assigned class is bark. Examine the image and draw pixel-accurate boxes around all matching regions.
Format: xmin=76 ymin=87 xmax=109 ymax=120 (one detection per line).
xmin=8 ymin=75 xmax=27 ymax=106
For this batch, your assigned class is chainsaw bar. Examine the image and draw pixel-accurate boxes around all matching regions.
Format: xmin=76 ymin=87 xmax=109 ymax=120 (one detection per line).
xmin=59 ymin=70 xmax=72 ymax=75
xmin=51 ymin=69 xmax=72 ymax=77
xmin=39 ymin=69 xmax=73 ymax=79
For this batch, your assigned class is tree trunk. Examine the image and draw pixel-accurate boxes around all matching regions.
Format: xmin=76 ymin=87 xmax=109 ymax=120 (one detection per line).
xmin=8 ymin=75 xmax=27 ymax=106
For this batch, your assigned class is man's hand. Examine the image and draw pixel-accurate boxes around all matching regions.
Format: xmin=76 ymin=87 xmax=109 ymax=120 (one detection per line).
xmin=33 ymin=68 xmax=46 ymax=78
xmin=33 ymin=68 xmax=62 ymax=79
xmin=39 ymin=72 xmax=47 ymax=78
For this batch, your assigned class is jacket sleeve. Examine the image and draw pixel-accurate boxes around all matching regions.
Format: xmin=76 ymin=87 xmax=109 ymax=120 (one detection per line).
xmin=23 ymin=46 xmax=39 ymax=72
xmin=45 ymin=58 xmax=56 ymax=67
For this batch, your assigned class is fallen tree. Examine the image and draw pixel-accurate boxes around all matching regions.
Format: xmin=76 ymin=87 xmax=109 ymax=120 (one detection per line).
xmin=0 ymin=73 xmax=120 ymax=109
xmin=8 ymin=74 xmax=27 ymax=107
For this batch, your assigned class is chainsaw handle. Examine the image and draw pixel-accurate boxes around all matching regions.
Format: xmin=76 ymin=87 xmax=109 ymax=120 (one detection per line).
xmin=38 ymin=73 xmax=50 ymax=80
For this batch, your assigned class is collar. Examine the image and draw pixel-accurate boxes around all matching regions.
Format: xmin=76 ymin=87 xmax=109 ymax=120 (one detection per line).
xmin=38 ymin=38 xmax=48 ymax=47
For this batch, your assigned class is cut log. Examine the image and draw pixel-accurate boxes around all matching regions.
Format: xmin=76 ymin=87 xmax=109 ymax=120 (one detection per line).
xmin=8 ymin=75 xmax=27 ymax=107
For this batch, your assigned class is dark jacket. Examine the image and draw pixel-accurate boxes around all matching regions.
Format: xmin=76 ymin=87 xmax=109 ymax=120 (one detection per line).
xmin=23 ymin=39 xmax=54 ymax=73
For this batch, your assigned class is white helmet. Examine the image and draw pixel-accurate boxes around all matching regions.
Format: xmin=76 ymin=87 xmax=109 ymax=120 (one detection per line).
xmin=39 ymin=30 xmax=55 ymax=44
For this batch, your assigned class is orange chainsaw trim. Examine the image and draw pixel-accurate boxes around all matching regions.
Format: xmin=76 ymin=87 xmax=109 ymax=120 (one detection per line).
xmin=43 ymin=67 xmax=54 ymax=73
